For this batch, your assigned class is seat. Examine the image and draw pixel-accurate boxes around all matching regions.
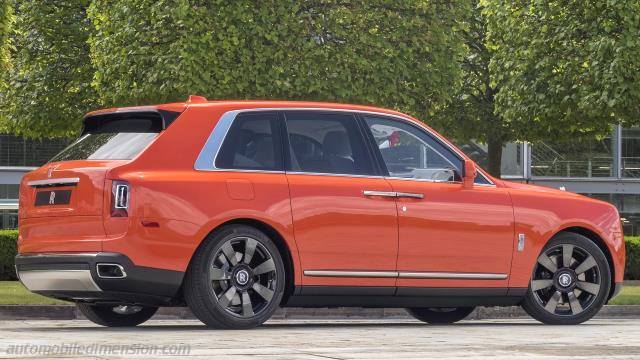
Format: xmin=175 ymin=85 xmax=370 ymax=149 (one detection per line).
xmin=322 ymin=131 xmax=355 ymax=174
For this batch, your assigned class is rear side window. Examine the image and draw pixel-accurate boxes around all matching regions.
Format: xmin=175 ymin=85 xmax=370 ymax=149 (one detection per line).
xmin=284 ymin=111 xmax=375 ymax=176
xmin=216 ymin=112 xmax=283 ymax=171
xmin=50 ymin=114 xmax=163 ymax=162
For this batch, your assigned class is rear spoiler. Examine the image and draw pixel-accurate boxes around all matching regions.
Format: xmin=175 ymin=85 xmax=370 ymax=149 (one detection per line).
xmin=81 ymin=109 xmax=182 ymax=135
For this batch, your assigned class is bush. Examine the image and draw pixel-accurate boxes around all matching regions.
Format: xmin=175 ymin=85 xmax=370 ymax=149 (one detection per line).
xmin=625 ymin=237 xmax=640 ymax=281
xmin=0 ymin=229 xmax=17 ymax=280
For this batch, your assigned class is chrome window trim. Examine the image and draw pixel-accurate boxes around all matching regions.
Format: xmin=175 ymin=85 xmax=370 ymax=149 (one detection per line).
xmin=195 ymin=108 xmax=460 ymax=167
xmin=193 ymin=107 xmax=496 ymax=187
xmin=304 ymin=270 xmax=508 ymax=280
xmin=286 ymin=171 xmax=384 ymax=179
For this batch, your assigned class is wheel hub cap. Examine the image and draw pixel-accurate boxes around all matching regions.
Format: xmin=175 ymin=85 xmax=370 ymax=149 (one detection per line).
xmin=558 ymin=273 xmax=572 ymax=288
xmin=236 ymin=269 xmax=249 ymax=286
xmin=553 ymin=269 xmax=577 ymax=291
xmin=231 ymin=265 xmax=254 ymax=290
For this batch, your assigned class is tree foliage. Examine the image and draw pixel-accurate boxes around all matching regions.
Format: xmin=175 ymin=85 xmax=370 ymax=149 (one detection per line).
xmin=1 ymin=1 xmax=97 ymax=138
xmin=430 ymin=0 xmax=510 ymax=176
xmin=87 ymin=0 xmax=467 ymax=120
xmin=483 ymin=0 xmax=640 ymax=140
xmin=0 ymin=0 xmax=12 ymax=71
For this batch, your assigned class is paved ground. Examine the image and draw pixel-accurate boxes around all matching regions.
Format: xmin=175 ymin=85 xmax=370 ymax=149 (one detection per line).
xmin=0 ymin=318 xmax=639 ymax=359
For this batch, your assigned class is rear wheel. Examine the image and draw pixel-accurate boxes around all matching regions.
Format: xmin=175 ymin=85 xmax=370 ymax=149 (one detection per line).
xmin=406 ymin=307 xmax=475 ymax=324
xmin=77 ymin=303 xmax=157 ymax=327
xmin=522 ymin=232 xmax=611 ymax=325
xmin=184 ymin=225 xmax=285 ymax=329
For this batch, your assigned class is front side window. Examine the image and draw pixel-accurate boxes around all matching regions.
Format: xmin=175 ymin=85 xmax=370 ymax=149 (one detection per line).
xmin=284 ymin=112 xmax=375 ymax=176
xmin=363 ymin=116 xmax=463 ymax=182
xmin=216 ymin=112 xmax=283 ymax=171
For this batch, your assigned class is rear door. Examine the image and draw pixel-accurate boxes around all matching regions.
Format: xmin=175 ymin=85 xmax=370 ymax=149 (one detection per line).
xmin=284 ymin=111 xmax=399 ymax=290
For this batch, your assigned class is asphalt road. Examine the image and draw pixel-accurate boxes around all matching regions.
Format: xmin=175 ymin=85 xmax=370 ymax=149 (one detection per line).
xmin=0 ymin=318 xmax=638 ymax=359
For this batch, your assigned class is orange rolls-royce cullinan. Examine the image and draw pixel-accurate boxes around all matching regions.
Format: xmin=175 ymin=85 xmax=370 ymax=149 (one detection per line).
xmin=15 ymin=97 xmax=624 ymax=328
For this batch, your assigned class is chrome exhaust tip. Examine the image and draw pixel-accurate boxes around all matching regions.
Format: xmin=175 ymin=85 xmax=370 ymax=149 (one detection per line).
xmin=96 ymin=263 xmax=127 ymax=279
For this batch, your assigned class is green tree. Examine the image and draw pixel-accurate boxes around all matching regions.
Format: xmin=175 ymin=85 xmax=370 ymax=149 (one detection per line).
xmin=1 ymin=1 xmax=97 ymax=138
xmin=484 ymin=0 xmax=640 ymax=145
xmin=0 ymin=0 xmax=12 ymax=71
xmin=88 ymin=0 xmax=467 ymax=120
xmin=430 ymin=0 xmax=510 ymax=176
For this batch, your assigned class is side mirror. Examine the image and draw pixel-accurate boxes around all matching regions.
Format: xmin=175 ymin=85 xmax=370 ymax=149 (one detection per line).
xmin=463 ymin=160 xmax=477 ymax=188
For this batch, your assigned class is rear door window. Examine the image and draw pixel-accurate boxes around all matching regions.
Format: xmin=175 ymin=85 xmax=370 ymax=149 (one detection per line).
xmin=50 ymin=115 xmax=164 ymax=162
xmin=283 ymin=111 xmax=375 ymax=176
xmin=216 ymin=112 xmax=283 ymax=171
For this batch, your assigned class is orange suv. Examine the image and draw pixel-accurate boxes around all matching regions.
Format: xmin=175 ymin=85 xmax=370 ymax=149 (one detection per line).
xmin=15 ymin=97 xmax=625 ymax=328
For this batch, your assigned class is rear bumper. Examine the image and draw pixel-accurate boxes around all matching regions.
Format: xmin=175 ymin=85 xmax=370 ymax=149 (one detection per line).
xmin=15 ymin=252 xmax=184 ymax=306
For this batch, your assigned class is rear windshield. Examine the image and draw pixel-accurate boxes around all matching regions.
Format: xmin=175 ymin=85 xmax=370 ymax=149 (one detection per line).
xmin=49 ymin=117 xmax=161 ymax=162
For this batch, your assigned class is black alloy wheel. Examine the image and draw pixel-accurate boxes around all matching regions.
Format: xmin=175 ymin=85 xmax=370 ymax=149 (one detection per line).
xmin=522 ymin=232 xmax=611 ymax=325
xmin=184 ymin=225 xmax=285 ymax=329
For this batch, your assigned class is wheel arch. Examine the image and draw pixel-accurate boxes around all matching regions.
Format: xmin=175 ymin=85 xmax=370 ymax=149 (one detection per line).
xmin=554 ymin=226 xmax=616 ymax=300
xmin=186 ymin=218 xmax=297 ymax=305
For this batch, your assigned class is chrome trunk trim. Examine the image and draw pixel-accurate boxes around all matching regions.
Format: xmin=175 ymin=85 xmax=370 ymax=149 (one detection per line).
xmin=27 ymin=177 xmax=80 ymax=188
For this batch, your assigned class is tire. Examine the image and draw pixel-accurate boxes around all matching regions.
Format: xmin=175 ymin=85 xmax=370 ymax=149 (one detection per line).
xmin=406 ymin=307 xmax=475 ymax=324
xmin=77 ymin=303 xmax=157 ymax=327
xmin=184 ymin=224 xmax=286 ymax=329
xmin=522 ymin=232 xmax=611 ymax=325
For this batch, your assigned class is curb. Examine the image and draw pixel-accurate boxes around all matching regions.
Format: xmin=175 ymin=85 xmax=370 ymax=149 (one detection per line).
xmin=1 ymin=305 xmax=639 ymax=321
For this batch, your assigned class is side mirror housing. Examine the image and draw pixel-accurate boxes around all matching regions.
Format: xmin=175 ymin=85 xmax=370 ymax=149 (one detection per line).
xmin=463 ymin=160 xmax=477 ymax=188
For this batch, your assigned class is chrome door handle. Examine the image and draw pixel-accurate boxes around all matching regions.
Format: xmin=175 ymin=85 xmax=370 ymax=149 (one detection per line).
xmin=363 ymin=190 xmax=424 ymax=199
xmin=363 ymin=190 xmax=397 ymax=198
xmin=395 ymin=192 xmax=424 ymax=199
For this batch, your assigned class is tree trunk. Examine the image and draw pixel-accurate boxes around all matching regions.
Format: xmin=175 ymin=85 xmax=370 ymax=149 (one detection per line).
xmin=486 ymin=137 xmax=504 ymax=178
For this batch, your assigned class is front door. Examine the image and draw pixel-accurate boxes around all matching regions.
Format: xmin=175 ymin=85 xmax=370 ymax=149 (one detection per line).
xmin=361 ymin=115 xmax=515 ymax=289
xmin=284 ymin=111 xmax=399 ymax=288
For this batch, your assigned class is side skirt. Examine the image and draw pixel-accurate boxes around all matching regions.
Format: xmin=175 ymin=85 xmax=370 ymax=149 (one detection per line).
xmin=283 ymin=286 xmax=527 ymax=308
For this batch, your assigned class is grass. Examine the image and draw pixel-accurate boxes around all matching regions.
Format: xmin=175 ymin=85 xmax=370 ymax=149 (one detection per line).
xmin=0 ymin=280 xmax=638 ymax=306
xmin=0 ymin=281 xmax=69 ymax=305
xmin=609 ymin=285 xmax=640 ymax=305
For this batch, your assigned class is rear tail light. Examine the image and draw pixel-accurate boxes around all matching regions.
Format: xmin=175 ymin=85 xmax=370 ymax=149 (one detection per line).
xmin=111 ymin=180 xmax=129 ymax=217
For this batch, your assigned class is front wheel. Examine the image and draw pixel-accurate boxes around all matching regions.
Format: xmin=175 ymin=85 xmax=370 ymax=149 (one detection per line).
xmin=77 ymin=303 xmax=158 ymax=327
xmin=522 ymin=232 xmax=611 ymax=325
xmin=406 ymin=307 xmax=475 ymax=324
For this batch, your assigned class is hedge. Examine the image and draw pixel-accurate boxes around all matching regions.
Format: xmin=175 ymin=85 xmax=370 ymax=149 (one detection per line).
xmin=625 ymin=237 xmax=640 ymax=281
xmin=0 ymin=230 xmax=17 ymax=280
xmin=0 ymin=231 xmax=639 ymax=281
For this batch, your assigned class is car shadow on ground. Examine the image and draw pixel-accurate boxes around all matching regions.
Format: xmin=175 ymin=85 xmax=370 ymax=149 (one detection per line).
xmin=16 ymin=320 xmax=572 ymax=332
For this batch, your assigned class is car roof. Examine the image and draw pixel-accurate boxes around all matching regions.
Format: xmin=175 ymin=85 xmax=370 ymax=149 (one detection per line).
xmin=85 ymin=98 xmax=418 ymax=123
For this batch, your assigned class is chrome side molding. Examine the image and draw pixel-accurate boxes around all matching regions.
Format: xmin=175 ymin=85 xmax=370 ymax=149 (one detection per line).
xmin=304 ymin=270 xmax=507 ymax=280
xmin=398 ymin=272 xmax=508 ymax=280
xmin=304 ymin=270 xmax=398 ymax=278
xmin=27 ymin=177 xmax=80 ymax=188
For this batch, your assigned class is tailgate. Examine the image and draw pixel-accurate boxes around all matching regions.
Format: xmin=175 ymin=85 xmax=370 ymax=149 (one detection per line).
xmin=19 ymin=160 xmax=125 ymax=218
